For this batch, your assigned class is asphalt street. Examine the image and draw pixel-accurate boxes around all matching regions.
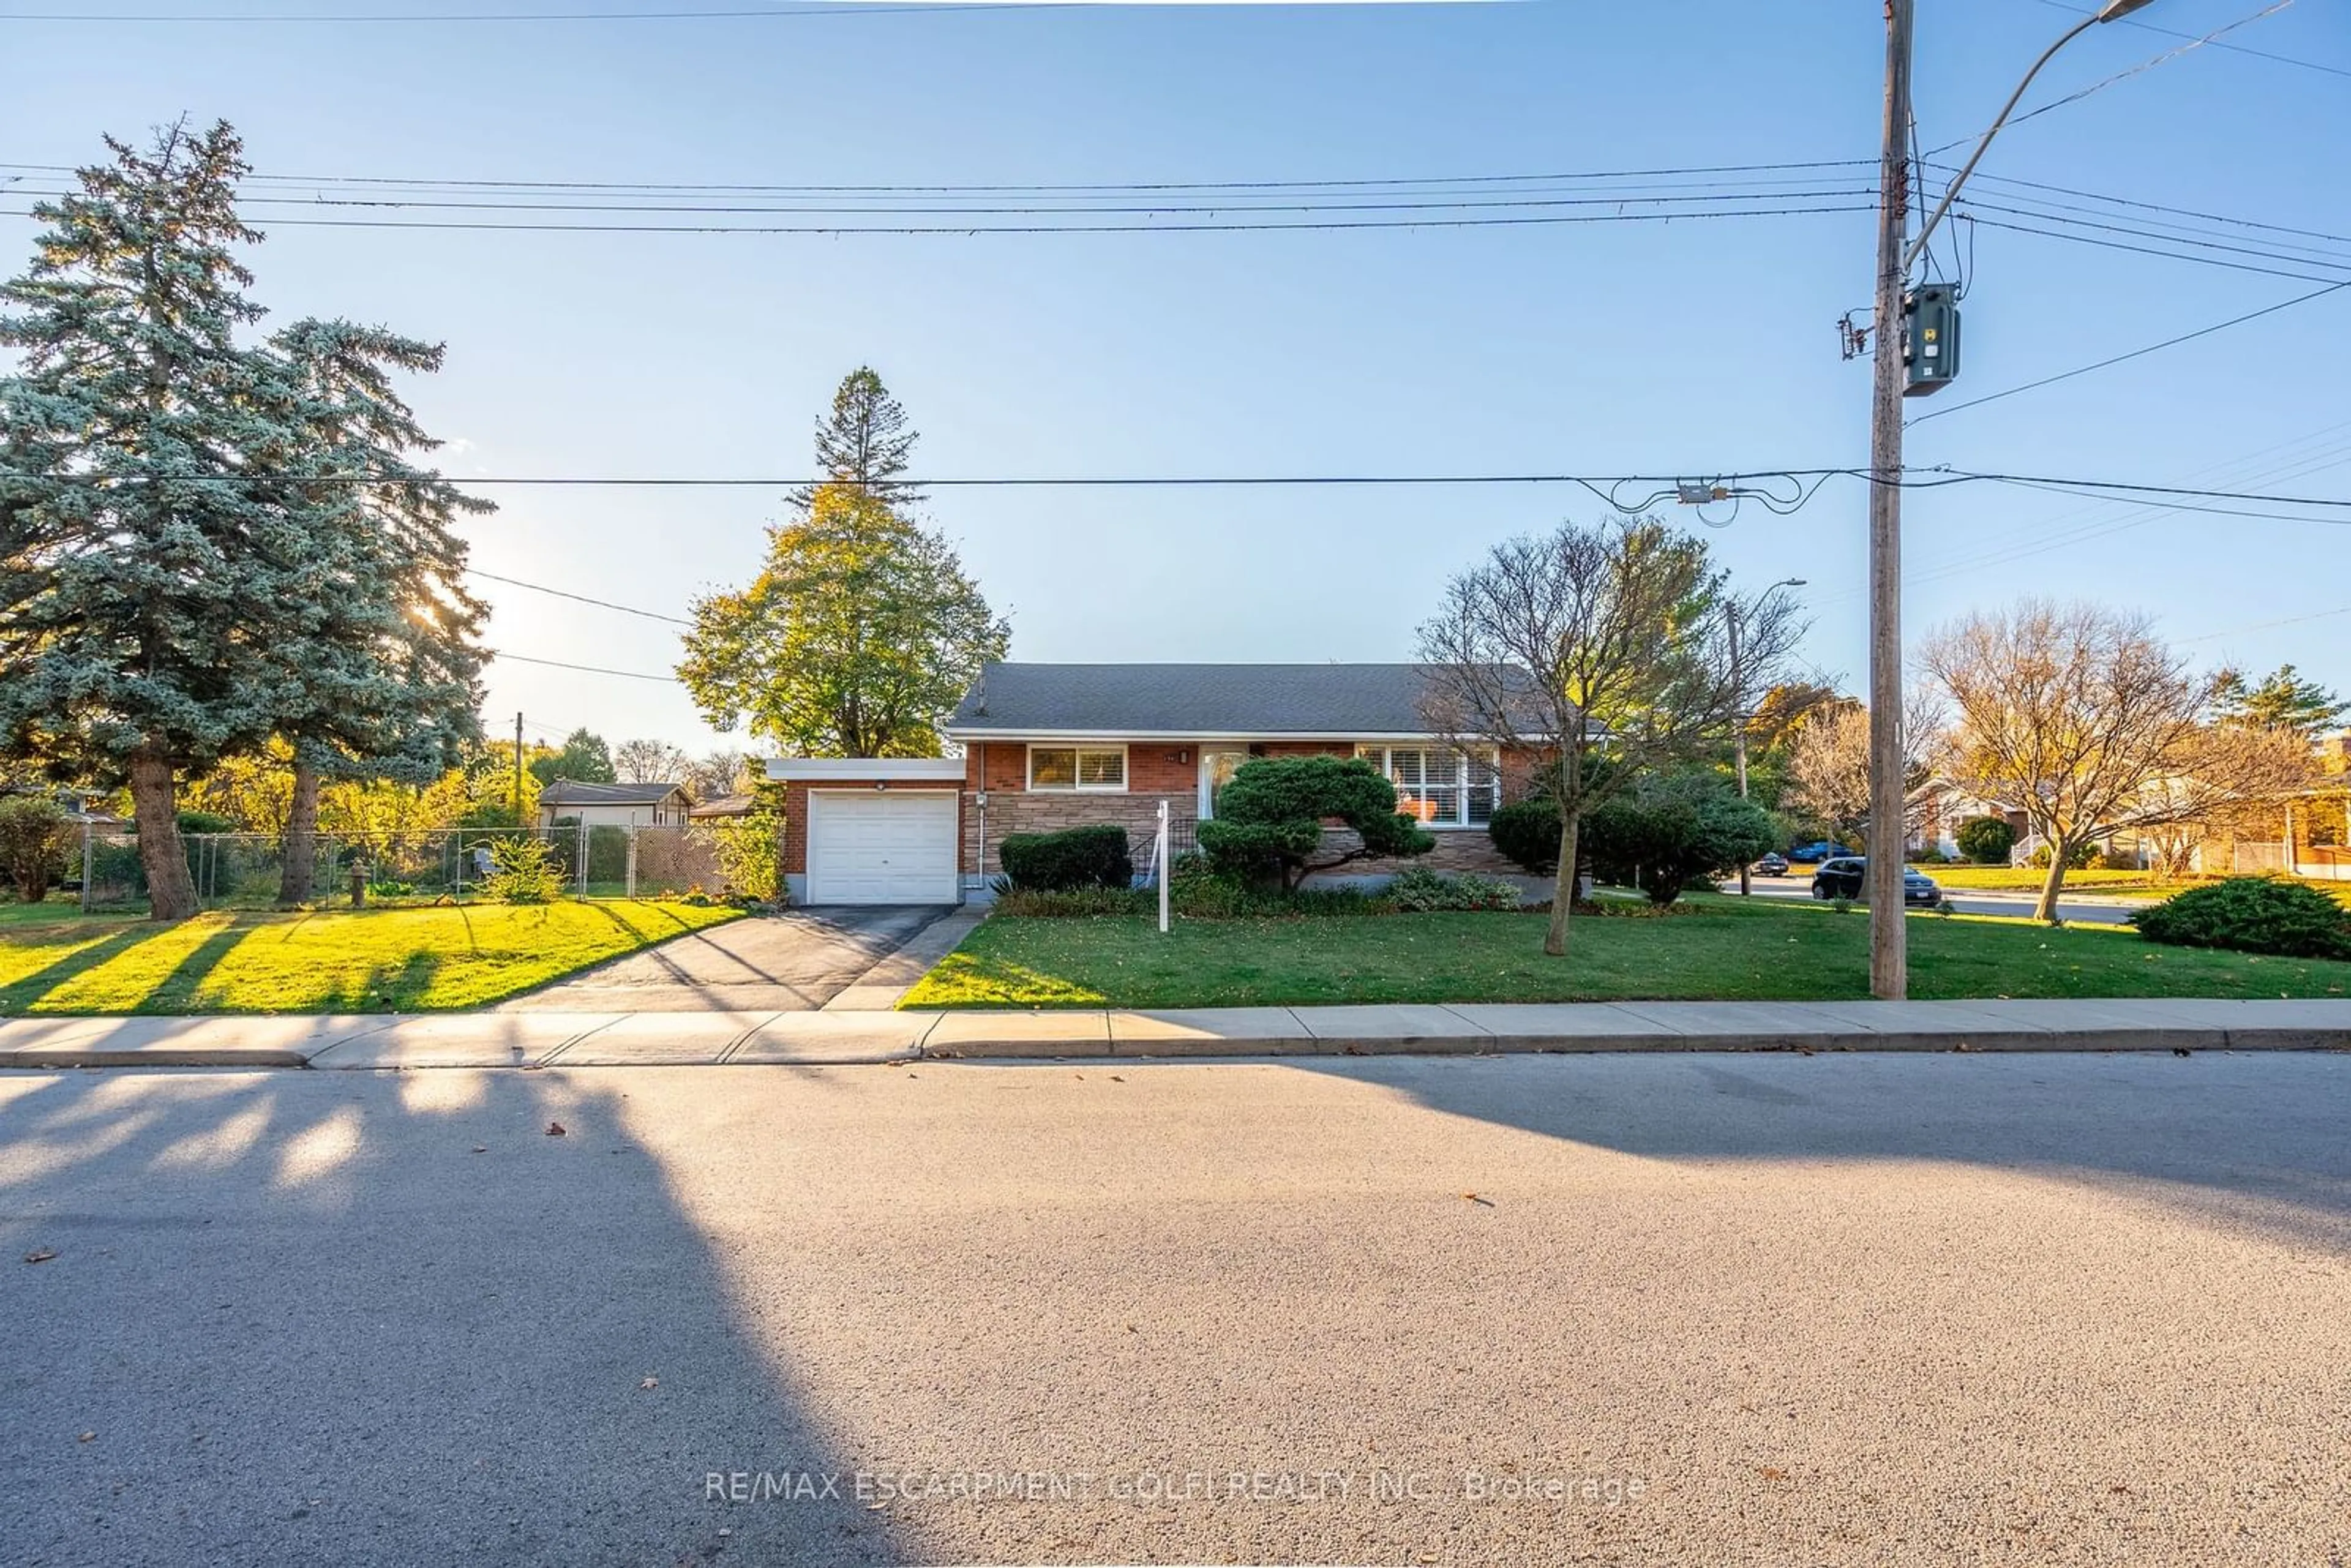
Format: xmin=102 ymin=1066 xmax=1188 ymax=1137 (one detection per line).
xmin=5 ymin=1053 xmax=2348 ymax=1566
xmin=1732 ymin=872 xmax=2151 ymax=925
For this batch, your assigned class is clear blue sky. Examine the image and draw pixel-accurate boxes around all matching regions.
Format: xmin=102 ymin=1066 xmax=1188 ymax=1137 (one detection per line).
xmin=4 ymin=0 xmax=2346 ymax=756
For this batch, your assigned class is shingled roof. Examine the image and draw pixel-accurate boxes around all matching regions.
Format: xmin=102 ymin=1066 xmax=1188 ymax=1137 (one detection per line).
xmin=945 ymin=662 xmax=1521 ymax=738
xmin=538 ymin=780 xmax=688 ymax=807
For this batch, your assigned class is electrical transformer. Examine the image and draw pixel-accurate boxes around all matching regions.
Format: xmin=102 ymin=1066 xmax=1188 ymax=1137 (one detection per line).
xmin=1902 ymin=283 xmax=1961 ymax=396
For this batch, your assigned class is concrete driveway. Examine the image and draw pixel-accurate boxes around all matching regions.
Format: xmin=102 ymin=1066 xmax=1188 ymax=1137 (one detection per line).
xmin=504 ymin=904 xmax=954 ymax=1011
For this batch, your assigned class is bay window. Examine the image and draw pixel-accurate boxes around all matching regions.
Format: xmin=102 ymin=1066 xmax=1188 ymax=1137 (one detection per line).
xmin=1357 ymin=745 xmax=1501 ymax=828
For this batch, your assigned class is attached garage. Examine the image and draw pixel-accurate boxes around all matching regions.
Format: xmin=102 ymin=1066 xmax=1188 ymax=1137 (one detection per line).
xmin=768 ymin=759 xmax=967 ymax=907
xmin=806 ymin=790 xmax=959 ymax=905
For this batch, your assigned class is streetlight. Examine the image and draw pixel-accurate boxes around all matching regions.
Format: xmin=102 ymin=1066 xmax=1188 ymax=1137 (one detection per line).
xmin=1905 ymin=0 xmax=2161 ymax=276
xmin=1862 ymin=0 xmax=2158 ymax=998
xmin=1731 ymin=577 xmax=1805 ymax=898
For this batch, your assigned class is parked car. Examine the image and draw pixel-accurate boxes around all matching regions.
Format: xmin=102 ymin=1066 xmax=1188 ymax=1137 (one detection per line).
xmin=1787 ymin=841 xmax=1857 ymax=863
xmin=1811 ymin=857 xmax=1941 ymax=906
xmin=1753 ymin=852 xmax=1790 ymax=876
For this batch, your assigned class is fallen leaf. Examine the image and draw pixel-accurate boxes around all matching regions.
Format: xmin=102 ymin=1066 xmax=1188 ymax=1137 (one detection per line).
xmin=1108 ymin=1075 xmax=1125 ymax=1083
xmin=545 ymin=1122 xmax=566 ymax=1137
xmin=470 ymin=1146 xmax=488 ymax=1154
xmin=77 ymin=1431 xmax=94 ymax=1443
xmin=1758 ymin=1466 xmax=1788 ymax=1482
xmin=2172 ymin=1047 xmax=2191 ymax=1057
xmin=639 ymin=1376 xmax=659 ymax=1390
xmin=23 ymin=1248 xmax=56 ymax=1265
xmin=1461 ymin=1193 xmax=1495 ymax=1207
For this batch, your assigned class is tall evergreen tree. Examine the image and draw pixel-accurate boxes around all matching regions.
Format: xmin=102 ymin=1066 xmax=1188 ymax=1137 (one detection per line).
xmin=262 ymin=319 xmax=491 ymax=904
xmin=2214 ymin=664 xmax=2350 ymax=738
xmin=0 ymin=121 xmax=306 ymax=919
xmin=785 ymin=367 xmax=923 ymax=513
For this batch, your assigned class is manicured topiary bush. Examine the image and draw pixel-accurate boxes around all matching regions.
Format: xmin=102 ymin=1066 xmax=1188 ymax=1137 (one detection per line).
xmin=2131 ymin=876 xmax=2351 ymax=960
xmin=999 ymin=823 xmax=1133 ymax=891
xmin=1955 ymin=815 xmax=2014 ymax=865
xmin=1196 ymin=756 xmax=1431 ymax=891
xmin=1487 ymin=797 xmax=1562 ymax=874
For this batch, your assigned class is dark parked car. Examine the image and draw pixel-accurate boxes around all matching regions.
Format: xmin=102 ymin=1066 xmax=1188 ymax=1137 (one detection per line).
xmin=1753 ymin=852 xmax=1790 ymax=876
xmin=1811 ymin=857 xmax=1940 ymax=906
xmin=1787 ymin=841 xmax=1858 ymax=863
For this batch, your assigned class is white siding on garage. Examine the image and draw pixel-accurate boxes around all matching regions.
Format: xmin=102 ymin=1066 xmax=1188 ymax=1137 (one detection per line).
xmin=805 ymin=790 xmax=960 ymax=905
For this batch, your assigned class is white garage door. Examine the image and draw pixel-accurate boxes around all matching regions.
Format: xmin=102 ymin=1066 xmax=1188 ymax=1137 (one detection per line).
xmin=806 ymin=790 xmax=960 ymax=905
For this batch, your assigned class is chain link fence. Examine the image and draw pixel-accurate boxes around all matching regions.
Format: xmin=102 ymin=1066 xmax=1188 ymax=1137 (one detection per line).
xmin=75 ymin=822 xmax=732 ymax=913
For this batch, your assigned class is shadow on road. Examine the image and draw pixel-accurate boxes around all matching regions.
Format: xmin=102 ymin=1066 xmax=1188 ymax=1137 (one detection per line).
xmin=0 ymin=1068 xmax=913 ymax=1567
xmin=1287 ymin=1051 xmax=2351 ymax=1257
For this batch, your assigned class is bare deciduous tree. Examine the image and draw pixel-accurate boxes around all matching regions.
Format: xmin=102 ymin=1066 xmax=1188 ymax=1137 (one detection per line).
xmin=1417 ymin=514 xmax=1802 ymax=956
xmin=686 ymin=748 xmax=751 ymax=801
xmin=1921 ymin=600 xmax=2309 ymax=921
xmin=1781 ymin=698 xmax=1940 ymax=849
xmin=612 ymin=738 xmax=689 ymax=786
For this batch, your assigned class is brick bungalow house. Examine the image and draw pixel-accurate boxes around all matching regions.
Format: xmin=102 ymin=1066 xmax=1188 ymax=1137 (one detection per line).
xmin=769 ymin=662 xmax=1546 ymax=905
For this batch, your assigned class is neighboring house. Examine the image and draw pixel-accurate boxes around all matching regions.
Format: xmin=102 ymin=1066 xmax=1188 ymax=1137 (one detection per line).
xmin=769 ymin=662 xmax=1546 ymax=905
xmin=687 ymin=793 xmax=760 ymax=822
xmin=536 ymin=780 xmax=692 ymax=829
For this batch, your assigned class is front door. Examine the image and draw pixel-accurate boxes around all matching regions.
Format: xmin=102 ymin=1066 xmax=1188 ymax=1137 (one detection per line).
xmin=1198 ymin=749 xmax=1248 ymax=819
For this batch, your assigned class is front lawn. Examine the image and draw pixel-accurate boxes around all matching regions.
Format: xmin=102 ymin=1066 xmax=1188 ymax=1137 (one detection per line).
xmin=0 ymin=899 xmax=739 ymax=1015
xmin=902 ymin=898 xmax=2351 ymax=1009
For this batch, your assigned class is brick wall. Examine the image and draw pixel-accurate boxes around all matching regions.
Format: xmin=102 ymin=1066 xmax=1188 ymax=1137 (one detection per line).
xmin=955 ymin=737 xmax=1546 ymax=879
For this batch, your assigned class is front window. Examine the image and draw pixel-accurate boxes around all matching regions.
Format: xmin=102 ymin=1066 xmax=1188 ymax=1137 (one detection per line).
xmin=1029 ymin=745 xmax=1127 ymax=792
xmin=1357 ymin=745 xmax=1501 ymax=828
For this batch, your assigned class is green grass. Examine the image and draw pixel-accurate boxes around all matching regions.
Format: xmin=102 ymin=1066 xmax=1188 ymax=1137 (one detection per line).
xmin=0 ymin=899 xmax=739 ymax=1015
xmin=901 ymin=897 xmax=2351 ymax=1010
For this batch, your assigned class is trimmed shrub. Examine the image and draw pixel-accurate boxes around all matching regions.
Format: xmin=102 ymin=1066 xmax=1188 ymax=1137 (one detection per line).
xmin=2131 ymin=877 xmax=2351 ymax=960
xmin=1488 ymin=797 xmax=1562 ymax=874
xmin=1583 ymin=771 xmax=1777 ymax=907
xmin=1388 ymin=867 xmax=1526 ymax=913
xmin=0 ymin=797 xmax=71 ymax=903
xmin=999 ymin=824 xmax=1133 ymax=891
xmin=2028 ymin=840 xmax=2099 ymax=870
xmin=1197 ymin=756 xmax=1432 ymax=890
xmin=1955 ymin=815 xmax=2014 ymax=865
xmin=994 ymin=884 xmax=1145 ymax=918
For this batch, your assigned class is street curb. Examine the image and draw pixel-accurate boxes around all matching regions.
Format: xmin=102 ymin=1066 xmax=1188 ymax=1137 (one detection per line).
xmin=6 ymin=1048 xmax=312 ymax=1069
xmin=915 ymin=1029 xmax=2347 ymax=1061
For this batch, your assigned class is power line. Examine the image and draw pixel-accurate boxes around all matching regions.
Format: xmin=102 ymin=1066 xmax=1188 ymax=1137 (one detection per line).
xmin=1950 ymin=165 xmax=2351 ymax=253
xmin=1906 ymin=277 xmax=2351 ymax=426
xmin=466 ymin=567 xmax=694 ymax=625
xmin=491 ymin=650 xmax=682 ymax=683
xmin=2180 ymin=605 xmax=2351 ymax=643
xmin=1964 ymin=214 xmax=2350 ymax=285
xmin=0 ymin=182 xmax=1884 ymax=220
xmin=0 ymin=154 xmax=1880 ymax=197
xmin=2036 ymin=0 xmax=2351 ymax=80
xmin=0 ymin=199 xmax=1879 ymax=237
xmin=15 ymin=463 xmax=2351 ymax=507
xmin=1967 ymin=198 xmax=2351 ymax=277
xmin=0 ymin=3 xmax=1038 ymax=22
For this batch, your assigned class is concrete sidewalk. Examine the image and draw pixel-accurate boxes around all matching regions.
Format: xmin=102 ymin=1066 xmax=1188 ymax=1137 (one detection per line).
xmin=0 ymin=996 xmax=2345 ymax=1068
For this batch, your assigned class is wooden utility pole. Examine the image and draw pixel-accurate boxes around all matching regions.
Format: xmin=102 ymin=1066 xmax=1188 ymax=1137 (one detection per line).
xmin=1867 ymin=0 xmax=1915 ymax=999
xmin=513 ymin=711 xmax=525 ymax=817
